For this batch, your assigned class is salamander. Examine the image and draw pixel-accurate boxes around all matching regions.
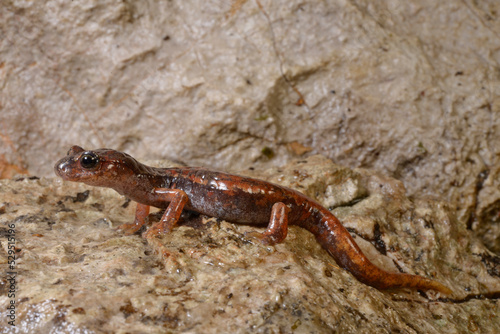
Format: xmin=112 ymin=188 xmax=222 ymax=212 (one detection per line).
xmin=54 ymin=146 xmax=451 ymax=294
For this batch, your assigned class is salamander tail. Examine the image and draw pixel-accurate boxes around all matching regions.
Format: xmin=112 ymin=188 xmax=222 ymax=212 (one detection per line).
xmin=367 ymin=271 xmax=452 ymax=295
xmin=311 ymin=209 xmax=452 ymax=295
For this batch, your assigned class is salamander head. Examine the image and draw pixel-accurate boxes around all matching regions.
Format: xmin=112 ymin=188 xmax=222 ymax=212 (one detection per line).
xmin=54 ymin=145 xmax=143 ymax=189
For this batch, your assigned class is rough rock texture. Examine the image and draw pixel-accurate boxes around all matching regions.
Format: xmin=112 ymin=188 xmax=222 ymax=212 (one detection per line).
xmin=0 ymin=156 xmax=498 ymax=333
xmin=0 ymin=0 xmax=499 ymax=253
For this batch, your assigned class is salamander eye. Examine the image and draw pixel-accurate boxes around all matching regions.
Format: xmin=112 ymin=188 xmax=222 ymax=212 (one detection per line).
xmin=80 ymin=153 xmax=99 ymax=169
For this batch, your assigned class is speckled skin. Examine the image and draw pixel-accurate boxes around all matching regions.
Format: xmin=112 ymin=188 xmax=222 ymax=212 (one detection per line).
xmin=55 ymin=146 xmax=451 ymax=294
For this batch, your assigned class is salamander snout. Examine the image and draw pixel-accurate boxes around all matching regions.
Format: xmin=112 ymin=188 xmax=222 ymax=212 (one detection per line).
xmin=54 ymin=146 xmax=101 ymax=181
xmin=54 ymin=146 xmax=135 ymax=187
xmin=54 ymin=158 xmax=71 ymax=179
xmin=54 ymin=155 xmax=86 ymax=181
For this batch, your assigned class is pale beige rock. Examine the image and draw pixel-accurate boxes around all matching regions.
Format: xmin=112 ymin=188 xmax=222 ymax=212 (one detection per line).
xmin=0 ymin=156 xmax=498 ymax=333
xmin=0 ymin=0 xmax=499 ymax=252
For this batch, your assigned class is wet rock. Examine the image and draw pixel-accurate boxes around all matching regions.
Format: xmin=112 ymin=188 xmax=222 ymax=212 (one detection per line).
xmin=0 ymin=156 xmax=498 ymax=333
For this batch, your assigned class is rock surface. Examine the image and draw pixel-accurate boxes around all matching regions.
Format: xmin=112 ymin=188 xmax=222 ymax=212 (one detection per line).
xmin=0 ymin=0 xmax=499 ymax=253
xmin=0 ymin=156 xmax=498 ymax=333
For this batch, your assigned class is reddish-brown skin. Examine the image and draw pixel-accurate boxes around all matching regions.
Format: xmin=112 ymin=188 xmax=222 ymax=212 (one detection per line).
xmin=55 ymin=146 xmax=452 ymax=295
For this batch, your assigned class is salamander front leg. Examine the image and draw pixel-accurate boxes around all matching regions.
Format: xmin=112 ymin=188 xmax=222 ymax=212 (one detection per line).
xmin=144 ymin=188 xmax=189 ymax=239
xmin=245 ymin=202 xmax=290 ymax=245
xmin=118 ymin=203 xmax=150 ymax=235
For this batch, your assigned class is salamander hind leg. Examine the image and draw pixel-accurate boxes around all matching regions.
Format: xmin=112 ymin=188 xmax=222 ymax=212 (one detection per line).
xmin=118 ymin=203 xmax=150 ymax=235
xmin=245 ymin=202 xmax=290 ymax=245
xmin=144 ymin=188 xmax=189 ymax=239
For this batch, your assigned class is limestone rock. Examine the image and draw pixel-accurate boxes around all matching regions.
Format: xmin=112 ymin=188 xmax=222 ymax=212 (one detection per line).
xmin=0 ymin=156 xmax=498 ymax=333
xmin=0 ymin=0 xmax=499 ymax=252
